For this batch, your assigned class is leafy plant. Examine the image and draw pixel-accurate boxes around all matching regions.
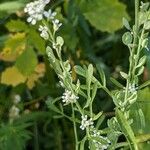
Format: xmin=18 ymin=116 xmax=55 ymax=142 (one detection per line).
xmin=22 ymin=0 xmax=150 ymax=149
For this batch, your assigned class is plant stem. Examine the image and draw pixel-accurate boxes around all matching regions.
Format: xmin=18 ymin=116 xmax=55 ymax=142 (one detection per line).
xmin=124 ymin=0 xmax=139 ymax=103
xmin=71 ymin=103 xmax=79 ymax=150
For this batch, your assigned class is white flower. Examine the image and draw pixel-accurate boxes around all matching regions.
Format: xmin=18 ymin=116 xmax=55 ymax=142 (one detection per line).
xmin=44 ymin=9 xmax=57 ymax=19
xmin=13 ymin=94 xmax=21 ymax=104
xmin=24 ymin=0 xmax=50 ymax=25
xmin=9 ymin=105 xmax=20 ymax=119
xmin=89 ymin=128 xmax=111 ymax=150
xmin=80 ymin=115 xmax=94 ymax=130
xmin=128 ymin=83 xmax=138 ymax=93
xmin=52 ymin=19 xmax=62 ymax=31
xmin=39 ymin=25 xmax=49 ymax=40
xmin=62 ymin=89 xmax=79 ymax=105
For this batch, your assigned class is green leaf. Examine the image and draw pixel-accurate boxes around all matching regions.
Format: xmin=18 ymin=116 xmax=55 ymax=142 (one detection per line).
xmin=46 ymin=46 xmax=56 ymax=63
xmin=116 ymin=109 xmax=138 ymax=150
xmin=136 ymin=56 xmax=147 ymax=68
xmin=122 ymin=32 xmax=133 ymax=45
xmin=86 ymin=64 xmax=93 ymax=91
xmin=136 ymin=66 xmax=144 ymax=76
xmin=15 ymin=48 xmax=38 ymax=76
xmin=93 ymin=111 xmax=103 ymax=121
xmin=97 ymin=65 xmax=106 ymax=86
xmin=110 ymin=77 xmax=124 ymax=88
xmin=28 ymin=29 xmax=45 ymax=54
xmin=84 ymin=64 xmax=94 ymax=108
xmin=56 ymin=36 xmax=64 ymax=47
xmin=81 ymin=0 xmax=129 ymax=33
xmin=138 ymin=80 xmax=150 ymax=89
xmin=74 ymin=65 xmax=102 ymax=87
xmin=120 ymin=71 xmax=128 ymax=79
xmin=122 ymin=17 xmax=131 ymax=30
xmin=6 ymin=20 xmax=28 ymax=32
xmin=0 ymin=1 xmax=25 ymax=13
xmin=46 ymin=99 xmax=62 ymax=114
xmin=144 ymin=21 xmax=150 ymax=30
xmin=91 ymin=82 xmax=98 ymax=102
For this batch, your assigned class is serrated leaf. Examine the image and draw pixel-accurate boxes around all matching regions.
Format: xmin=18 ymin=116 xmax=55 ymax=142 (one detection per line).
xmin=122 ymin=32 xmax=133 ymax=45
xmin=81 ymin=0 xmax=129 ymax=33
xmin=6 ymin=20 xmax=28 ymax=32
xmin=15 ymin=48 xmax=38 ymax=76
xmin=1 ymin=66 xmax=27 ymax=86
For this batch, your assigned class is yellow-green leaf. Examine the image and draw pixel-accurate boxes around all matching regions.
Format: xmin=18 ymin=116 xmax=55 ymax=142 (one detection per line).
xmin=1 ymin=66 xmax=27 ymax=86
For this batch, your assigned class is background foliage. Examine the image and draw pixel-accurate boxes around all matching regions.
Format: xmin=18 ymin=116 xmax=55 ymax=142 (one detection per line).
xmin=0 ymin=0 xmax=150 ymax=149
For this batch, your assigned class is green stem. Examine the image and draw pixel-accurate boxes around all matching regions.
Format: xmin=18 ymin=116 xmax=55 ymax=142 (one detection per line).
xmin=124 ymin=0 xmax=139 ymax=103
xmin=71 ymin=104 xmax=79 ymax=150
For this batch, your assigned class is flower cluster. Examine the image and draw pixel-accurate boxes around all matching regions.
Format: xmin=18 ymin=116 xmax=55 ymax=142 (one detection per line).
xmin=44 ymin=9 xmax=57 ymax=20
xmin=9 ymin=94 xmax=21 ymax=122
xmin=128 ymin=83 xmax=138 ymax=93
xmin=62 ymin=89 xmax=79 ymax=105
xmin=80 ymin=115 xmax=94 ymax=130
xmin=9 ymin=106 xmax=20 ymax=119
xmin=24 ymin=0 xmax=50 ymax=25
xmin=52 ymin=19 xmax=62 ymax=32
xmin=39 ymin=25 xmax=49 ymax=40
xmin=89 ymin=128 xmax=111 ymax=150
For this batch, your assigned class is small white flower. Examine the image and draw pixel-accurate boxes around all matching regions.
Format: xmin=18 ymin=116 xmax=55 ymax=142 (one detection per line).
xmin=80 ymin=115 xmax=94 ymax=130
xmin=13 ymin=94 xmax=21 ymax=104
xmin=44 ymin=9 xmax=57 ymax=19
xmin=128 ymin=83 xmax=138 ymax=93
xmin=24 ymin=0 xmax=50 ymax=25
xmin=39 ymin=25 xmax=49 ymax=40
xmin=52 ymin=19 xmax=62 ymax=31
xmin=9 ymin=105 xmax=20 ymax=119
xmin=62 ymin=89 xmax=79 ymax=105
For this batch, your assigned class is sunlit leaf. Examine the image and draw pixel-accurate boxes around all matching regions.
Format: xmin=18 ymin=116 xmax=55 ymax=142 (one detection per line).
xmin=1 ymin=66 xmax=27 ymax=86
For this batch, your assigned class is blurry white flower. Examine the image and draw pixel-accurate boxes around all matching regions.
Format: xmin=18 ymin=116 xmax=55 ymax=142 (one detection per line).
xmin=80 ymin=115 xmax=94 ymax=130
xmin=39 ymin=25 xmax=49 ymax=40
xmin=24 ymin=0 xmax=50 ymax=25
xmin=52 ymin=19 xmax=62 ymax=31
xmin=9 ymin=105 xmax=20 ymax=120
xmin=89 ymin=128 xmax=111 ymax=150
xmin=13 ymin=94 xmax=21 ymax=104
xmin=62 ymin=89 xmax=79 ymax=105
xmin=128 ymin=83 xmax=138 ymax=93
xmin=44 ymin=9 xmax=57 ymax=19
